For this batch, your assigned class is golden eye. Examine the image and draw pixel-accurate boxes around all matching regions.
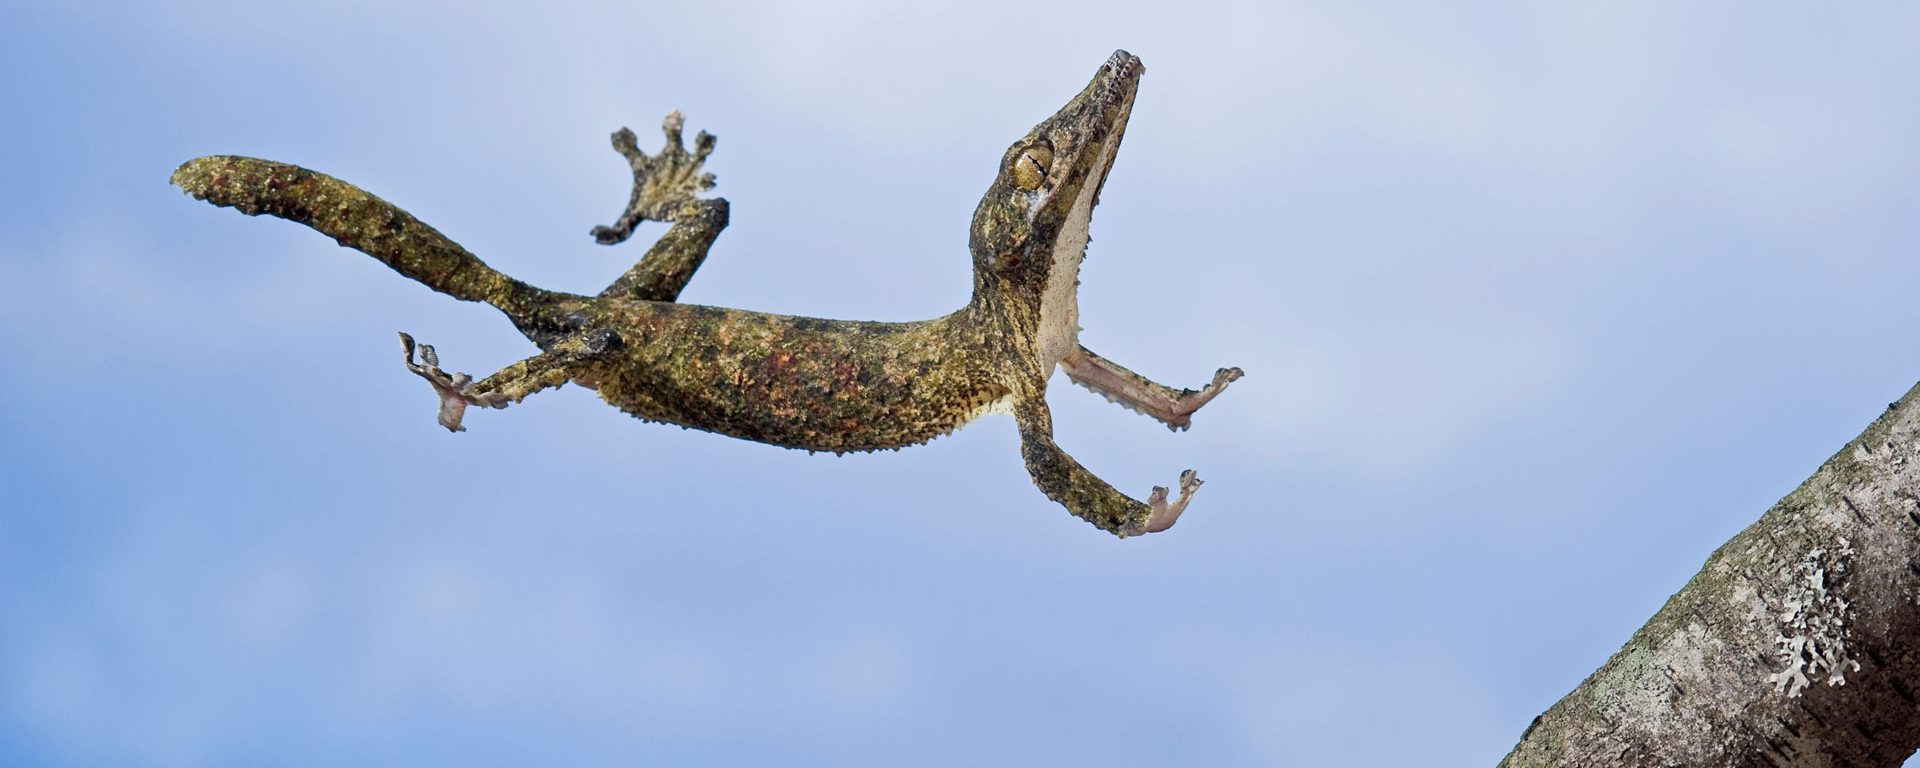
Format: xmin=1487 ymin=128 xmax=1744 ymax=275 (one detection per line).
xmin=1012 ymin=145 xmax=1053 ymax=190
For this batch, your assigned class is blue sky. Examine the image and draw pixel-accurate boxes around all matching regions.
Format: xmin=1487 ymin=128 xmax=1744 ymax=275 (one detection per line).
xmin=3 ymin=1 xmax=1919 ymax=765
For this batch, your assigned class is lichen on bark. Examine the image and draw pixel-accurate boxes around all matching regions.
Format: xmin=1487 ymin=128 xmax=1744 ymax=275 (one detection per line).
xmin=1501 ymin=383 xmax=1920 ymax=766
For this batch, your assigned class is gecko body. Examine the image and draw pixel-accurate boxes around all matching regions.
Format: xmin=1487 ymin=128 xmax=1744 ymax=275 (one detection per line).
xmin=172 ymin=50 xmax=1241 ymax=536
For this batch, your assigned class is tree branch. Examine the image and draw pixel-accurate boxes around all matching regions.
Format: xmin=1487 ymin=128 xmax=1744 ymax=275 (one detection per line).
xmin=1502 ymin=382 xmax=1920 ymax=766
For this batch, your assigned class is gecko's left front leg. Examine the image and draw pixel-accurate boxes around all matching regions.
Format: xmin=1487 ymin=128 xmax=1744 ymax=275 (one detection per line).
xmin=1013 ymin=393 xmax=1201 ymax=537
xmin=592 ymin=111 xmax=729 ymax=303
xmin=1060 ymin=345 xmax=1242 ymax=431
xmin=398 ymin=330 xmax=616 ymax=432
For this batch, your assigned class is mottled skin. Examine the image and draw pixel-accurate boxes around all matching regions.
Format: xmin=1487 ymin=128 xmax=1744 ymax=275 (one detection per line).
xmin=170 ymin=50 xmax=1241 ymax=537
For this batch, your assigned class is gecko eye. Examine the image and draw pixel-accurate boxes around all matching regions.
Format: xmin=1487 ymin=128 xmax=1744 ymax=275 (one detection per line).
xmin=1012 ymin=144 xmax=1053 ymax=190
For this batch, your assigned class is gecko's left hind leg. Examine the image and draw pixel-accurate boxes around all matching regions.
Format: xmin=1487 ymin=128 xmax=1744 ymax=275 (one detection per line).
xmin=592 ymin=111 xmax=729 ymax=303
xmin=398 ymin=330 xmax=617 ymax=432
xmin=1059 ymin=345 xmax=1242 ymax=431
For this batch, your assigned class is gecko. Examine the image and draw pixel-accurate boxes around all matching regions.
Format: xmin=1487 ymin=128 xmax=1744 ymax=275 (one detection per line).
xmin=169 ymin=49 xmax=1242 ymax=537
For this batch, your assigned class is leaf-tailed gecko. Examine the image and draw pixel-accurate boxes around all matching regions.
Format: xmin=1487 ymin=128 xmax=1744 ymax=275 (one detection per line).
xmin=169 ymin=50 xmax=1242 ymax=537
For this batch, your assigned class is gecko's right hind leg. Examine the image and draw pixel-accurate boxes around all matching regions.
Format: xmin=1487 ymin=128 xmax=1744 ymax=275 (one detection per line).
xmin=398 ymin=330 xmax=615 ymax=432
xmin=593 ymin=111 xmax=730 ymax=303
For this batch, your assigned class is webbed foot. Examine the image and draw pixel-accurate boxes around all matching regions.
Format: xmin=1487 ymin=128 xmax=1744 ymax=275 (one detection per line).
xmin=1138 ymin=469 xmax=1203 ymax=534
xmin=592 ymin=110 xmax=718 ymax=245
xmin=398 ymin=332 xmax=506 ymax=432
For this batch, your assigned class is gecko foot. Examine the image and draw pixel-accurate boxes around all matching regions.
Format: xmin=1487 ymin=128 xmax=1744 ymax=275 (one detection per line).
xmin=1058 ymin=348 xmax=1245 ymax=432
xmin=1136 ymin=469 xmax=1203 ymax=535
xmin=398 ymin=332 xmax=506 ymax=432
xmin=1165 ymin=367 xmax=1244 ymax=432
xmin=592 ymin=110 xmax=718 ymax=245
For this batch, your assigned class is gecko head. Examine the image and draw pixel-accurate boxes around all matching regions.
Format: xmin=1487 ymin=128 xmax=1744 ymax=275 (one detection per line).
xmin=969 ymin=50 xmax=1142 ymax=316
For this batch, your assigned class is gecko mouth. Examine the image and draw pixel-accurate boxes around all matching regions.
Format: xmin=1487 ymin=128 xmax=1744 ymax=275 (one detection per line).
xmin=1056 ymin=50 xmax=1141 ymax=220
xmin=1032 ymin=52 xmax=1141 ymax=365
xmin=1051 ymin=51 xmax=1140 ymax=252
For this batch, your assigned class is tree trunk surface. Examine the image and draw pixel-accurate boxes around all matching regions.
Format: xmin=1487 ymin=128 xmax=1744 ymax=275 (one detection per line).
xmin=1501 ymin=382 xmax=1920 ymax=766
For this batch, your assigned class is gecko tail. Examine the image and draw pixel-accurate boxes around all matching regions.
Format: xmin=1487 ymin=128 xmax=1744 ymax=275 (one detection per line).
xmin=171 ymin=156 xmax=550 ymax=312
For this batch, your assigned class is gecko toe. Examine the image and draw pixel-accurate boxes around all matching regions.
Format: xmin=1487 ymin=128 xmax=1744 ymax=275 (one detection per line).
xmin=594 ymin=111 xmax=723 ymax=244
xmin=398 ymin=332 xmax=499 ymax=432
xmin=1137 ymin=469 xmax=1202 ymax=535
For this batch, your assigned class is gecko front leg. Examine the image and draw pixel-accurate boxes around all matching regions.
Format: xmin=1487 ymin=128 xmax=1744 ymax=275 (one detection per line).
xmin=592 ymin=111 xmax=729 ymax=303
xmin=1012 ymin=393 xmax=1201 ymax=537
xmin=398 ymin=330 xmax=616 ymax=432
xmin=1061 ymin=345 xmax=1242 ymax=431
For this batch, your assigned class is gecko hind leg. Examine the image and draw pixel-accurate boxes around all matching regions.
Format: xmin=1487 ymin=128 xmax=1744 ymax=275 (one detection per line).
xmin=1060 ymin=345 xmax=1243 ymax=431
xmin=398 ymin=330 xmax=615 ymax=432
xmin=593 ymin=111 xmax=730 ymax=303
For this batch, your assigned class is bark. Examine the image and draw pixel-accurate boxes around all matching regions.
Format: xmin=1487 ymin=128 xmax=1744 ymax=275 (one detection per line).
xmin=1501 ymin=382 xmax=1920 ymax=766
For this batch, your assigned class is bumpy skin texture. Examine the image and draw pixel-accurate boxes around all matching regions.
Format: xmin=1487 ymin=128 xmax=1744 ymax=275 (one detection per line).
xmin=169 ymin=50 xmax=1241 ymax=537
